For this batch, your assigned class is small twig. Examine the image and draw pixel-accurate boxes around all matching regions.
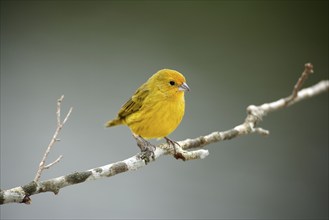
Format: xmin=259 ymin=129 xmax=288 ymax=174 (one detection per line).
xmin=62 ymin=108 xmax=73 ymax=125
xmin=285 ymin=63 xmax=314 ymax=105
xmin=56 ymin=96 xmax=62 ymax=127
xmin=33 ymin=95 xmax=73 ymax=182
xmin=44 ymin=155 xmax=63 ymax=169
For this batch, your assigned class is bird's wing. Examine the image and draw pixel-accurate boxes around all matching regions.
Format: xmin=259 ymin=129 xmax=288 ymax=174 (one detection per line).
xmin=117 ymin=84 xmax=149 ymax=118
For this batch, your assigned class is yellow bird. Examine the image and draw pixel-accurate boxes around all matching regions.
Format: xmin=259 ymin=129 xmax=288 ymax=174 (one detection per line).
xmin=106 ymin=69 xmax=190 ymax=159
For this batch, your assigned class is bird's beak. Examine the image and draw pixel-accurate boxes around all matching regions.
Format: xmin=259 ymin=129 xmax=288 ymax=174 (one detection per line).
xmin=179 ymin=82 xmax=190 ymax=92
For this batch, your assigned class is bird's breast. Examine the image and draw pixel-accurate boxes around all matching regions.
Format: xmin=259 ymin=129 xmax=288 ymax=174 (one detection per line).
xmin=126 ymin=94 xmax=185 ymax=139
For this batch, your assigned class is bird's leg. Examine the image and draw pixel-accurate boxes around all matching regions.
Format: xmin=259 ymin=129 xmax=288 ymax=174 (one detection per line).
xmin=164 ymin=137 xmax=186 ymax=161
xmin=132 ymin=133 xmax=155 ymax=164
xmin=164 ymin=137 xmax=178 ymax=154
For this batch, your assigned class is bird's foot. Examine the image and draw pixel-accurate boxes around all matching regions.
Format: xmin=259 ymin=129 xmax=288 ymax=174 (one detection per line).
xmin=138 ymin=146 xmax=156 ymax=164
xmin=133 ymin=134 xmax=156 ymax=164
xmin=164 ymin=137 xmax=186 ymax=161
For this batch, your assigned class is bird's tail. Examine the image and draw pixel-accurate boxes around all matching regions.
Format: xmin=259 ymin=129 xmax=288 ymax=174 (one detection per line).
xmin=105 ymin=118 xmax=122 ymax=127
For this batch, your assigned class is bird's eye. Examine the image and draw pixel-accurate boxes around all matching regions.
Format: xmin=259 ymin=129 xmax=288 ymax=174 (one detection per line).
xmin=169 ymin=81 xmax=175 ymax=86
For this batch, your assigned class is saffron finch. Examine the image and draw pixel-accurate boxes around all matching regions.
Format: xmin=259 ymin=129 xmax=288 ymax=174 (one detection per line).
xmin=106 ymin=69 xmax=190 ymax=159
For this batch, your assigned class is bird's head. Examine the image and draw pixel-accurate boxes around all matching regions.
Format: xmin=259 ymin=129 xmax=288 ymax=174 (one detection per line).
xmin=150 ymin=69 xmax=190 ymax=97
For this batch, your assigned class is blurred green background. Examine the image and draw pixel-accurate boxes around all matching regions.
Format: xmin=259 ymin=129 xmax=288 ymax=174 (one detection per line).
xmin=1 ymin=1 xmax=328 ymax=219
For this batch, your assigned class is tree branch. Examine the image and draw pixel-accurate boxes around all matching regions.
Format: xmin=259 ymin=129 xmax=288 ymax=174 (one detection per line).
xmin=284 ymin=63 xmax=314 ymax=105
xmin=33 ymin=95 xmax=73 ymax=183
xmin=0 ymin=64 xmax=328 ymax=205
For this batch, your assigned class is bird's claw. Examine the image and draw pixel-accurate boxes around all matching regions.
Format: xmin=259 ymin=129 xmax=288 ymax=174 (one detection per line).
xmin=164 ymin=137 xmax=186 ymax=161
xmin=138 ymin=146 xmax=155 ymax=164
xmin=133 ymin=134 xmax=156 ymax=164
xmin=174 ymin=152 xmax=186 ymax=161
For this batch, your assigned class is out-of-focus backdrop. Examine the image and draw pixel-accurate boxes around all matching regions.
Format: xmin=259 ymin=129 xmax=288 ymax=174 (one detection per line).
xmin=1 ymin=1 xmax=328 ymax=219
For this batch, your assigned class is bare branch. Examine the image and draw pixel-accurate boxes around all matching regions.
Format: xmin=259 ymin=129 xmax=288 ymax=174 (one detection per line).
xmin=0 ymin=64 xmax=328 ymax=205
xmin=285 ymin=63 xmax=314 ymax=105
xmin=44 ymin=155 xmax=63 ymax=169
xmin=62 ymin=107 xmax=73 ymax=125
xmin=56 ymin=95 xmax=63 ymax=126
xmin=33 ymin=95 xmax=73 ymax=182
